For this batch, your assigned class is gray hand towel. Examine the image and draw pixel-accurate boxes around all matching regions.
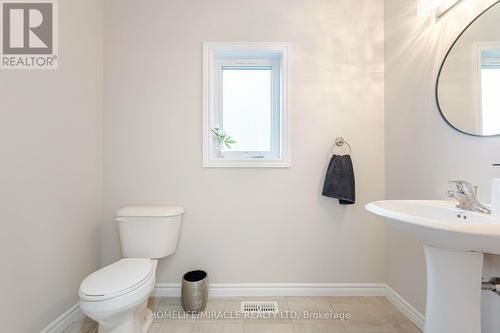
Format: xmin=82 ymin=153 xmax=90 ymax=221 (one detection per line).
xmin=322 ymin=154 xmax=355 ymax=205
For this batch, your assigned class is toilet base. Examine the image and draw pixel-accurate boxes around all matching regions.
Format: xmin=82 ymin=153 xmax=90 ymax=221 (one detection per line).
xmin=97 ymin=301 xmax=153 ymax=333
xmin=142 ymin=308 xmax=154 ymax=332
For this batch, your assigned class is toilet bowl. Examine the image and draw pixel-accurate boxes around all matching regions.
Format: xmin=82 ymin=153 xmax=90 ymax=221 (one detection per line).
xmin=79 ymin=206 xmax=184 ymax=333
xmin=80 ymin=259 xmax=157 ymax=333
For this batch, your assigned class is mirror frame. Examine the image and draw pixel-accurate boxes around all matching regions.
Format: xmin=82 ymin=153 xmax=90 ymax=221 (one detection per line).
xmin=435 ymin=0 xmax=500 ymax=137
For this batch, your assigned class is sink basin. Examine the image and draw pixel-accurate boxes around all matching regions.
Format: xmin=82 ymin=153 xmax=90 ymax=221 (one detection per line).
xmin=366 ymin=200 xmax=500 ymax=333
xmin=366 ymin=200 xmax=500 ymax=254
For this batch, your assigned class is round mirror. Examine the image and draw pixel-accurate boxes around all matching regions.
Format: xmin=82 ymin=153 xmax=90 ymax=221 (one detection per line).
xmin=437 ymin=1 xmax=500 ymax=136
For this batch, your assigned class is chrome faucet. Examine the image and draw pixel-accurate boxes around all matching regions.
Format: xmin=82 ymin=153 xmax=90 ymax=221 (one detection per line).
xmin=446 ymin=180 xmax=491 ymax=214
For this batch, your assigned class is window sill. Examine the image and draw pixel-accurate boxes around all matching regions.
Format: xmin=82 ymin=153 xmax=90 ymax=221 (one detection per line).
xmin=203 ymin=158 xmax=291 ymax=168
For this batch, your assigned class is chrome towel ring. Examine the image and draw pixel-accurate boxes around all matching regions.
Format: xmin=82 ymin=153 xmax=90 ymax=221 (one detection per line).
xmin=331 ymin=137 xmax=351 ymax=155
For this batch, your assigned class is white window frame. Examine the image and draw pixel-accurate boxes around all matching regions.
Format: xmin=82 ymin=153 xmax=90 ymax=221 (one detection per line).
xmin=203 ymin=42 xmax=291 ymax=168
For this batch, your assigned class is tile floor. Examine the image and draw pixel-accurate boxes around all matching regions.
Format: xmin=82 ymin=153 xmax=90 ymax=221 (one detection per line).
xmin=64 ymin=297 xmax=422 ymax=333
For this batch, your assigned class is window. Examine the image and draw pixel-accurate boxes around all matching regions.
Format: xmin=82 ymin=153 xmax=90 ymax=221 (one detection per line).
xmin=480 ymin=67 xmax=500 ymax=135
xmin=203 ymin=42 xmax=291 ymax=167
xmin=475 ymin=42 xmax=500 ymax=135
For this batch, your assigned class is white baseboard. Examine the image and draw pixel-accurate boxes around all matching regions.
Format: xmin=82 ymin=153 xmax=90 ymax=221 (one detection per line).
xmin=153 ymin=283 xmax=387 ymax=297
xmin=385 ymin=285 xmax=425 ymax=330
xmin=39 ymin=303 xmax=83 ymax=333
xmin=41 ymin=283 xmax=425 ymax=332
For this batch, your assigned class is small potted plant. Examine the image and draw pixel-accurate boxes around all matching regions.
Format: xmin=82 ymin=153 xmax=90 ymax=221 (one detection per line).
xmin=211 ymin=127 xmax=236 ymax=158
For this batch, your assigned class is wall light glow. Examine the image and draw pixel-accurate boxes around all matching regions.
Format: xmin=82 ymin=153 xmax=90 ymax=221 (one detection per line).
xmin=418 ymin=0 xmax=463 ymax=18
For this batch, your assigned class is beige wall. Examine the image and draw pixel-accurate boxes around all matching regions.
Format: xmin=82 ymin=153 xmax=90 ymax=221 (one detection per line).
xmin=0 ymin=1 xmax=103 ymax=332
xmin=103 ymin=0 xmax=386 ymax=285
xmin=385 ymin=0 xmax=500 ymax=331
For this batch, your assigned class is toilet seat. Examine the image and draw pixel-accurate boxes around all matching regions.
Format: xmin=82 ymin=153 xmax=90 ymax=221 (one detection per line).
xmin=80 ymin=260 xmax=157 ymax=315
xmin=80 ymin=258 xmax=154 ymax=301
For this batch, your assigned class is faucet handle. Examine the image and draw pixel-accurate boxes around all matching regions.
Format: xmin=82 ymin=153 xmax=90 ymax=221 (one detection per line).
xmin=448 ymin=180 xmax=475 ymax=195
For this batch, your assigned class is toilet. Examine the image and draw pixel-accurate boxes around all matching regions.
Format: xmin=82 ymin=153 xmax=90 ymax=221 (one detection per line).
xmin=79 ymin=206 xmax=184 ymax=333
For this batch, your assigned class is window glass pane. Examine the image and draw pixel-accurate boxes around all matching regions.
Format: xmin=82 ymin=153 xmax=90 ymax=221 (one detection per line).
xmin=481 ymin=68 xmax=500 ymax=135
xmin=222 ymin=67 xmax=272 ymax=152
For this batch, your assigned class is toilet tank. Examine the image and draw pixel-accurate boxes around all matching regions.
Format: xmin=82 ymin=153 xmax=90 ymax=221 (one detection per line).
xmin=116 ymin=206 xmax=184 ymax=259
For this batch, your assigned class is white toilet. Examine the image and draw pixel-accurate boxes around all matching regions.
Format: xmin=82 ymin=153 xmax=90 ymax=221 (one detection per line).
xmin=79 ymin=206 xmax=184 ymax=333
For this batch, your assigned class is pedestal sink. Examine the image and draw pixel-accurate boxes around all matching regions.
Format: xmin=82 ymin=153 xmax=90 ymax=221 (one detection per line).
xmin=366 ymin=200 xmax=500 ymax=333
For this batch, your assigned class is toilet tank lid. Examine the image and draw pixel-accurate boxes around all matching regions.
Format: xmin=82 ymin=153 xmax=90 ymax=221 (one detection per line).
xmin=116 ymin=205 xmax=185 ymax=217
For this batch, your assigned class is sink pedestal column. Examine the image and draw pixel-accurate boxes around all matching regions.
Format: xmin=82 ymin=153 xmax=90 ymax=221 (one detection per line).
xmin=424 ymin=245 xmax=483 ymax=333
